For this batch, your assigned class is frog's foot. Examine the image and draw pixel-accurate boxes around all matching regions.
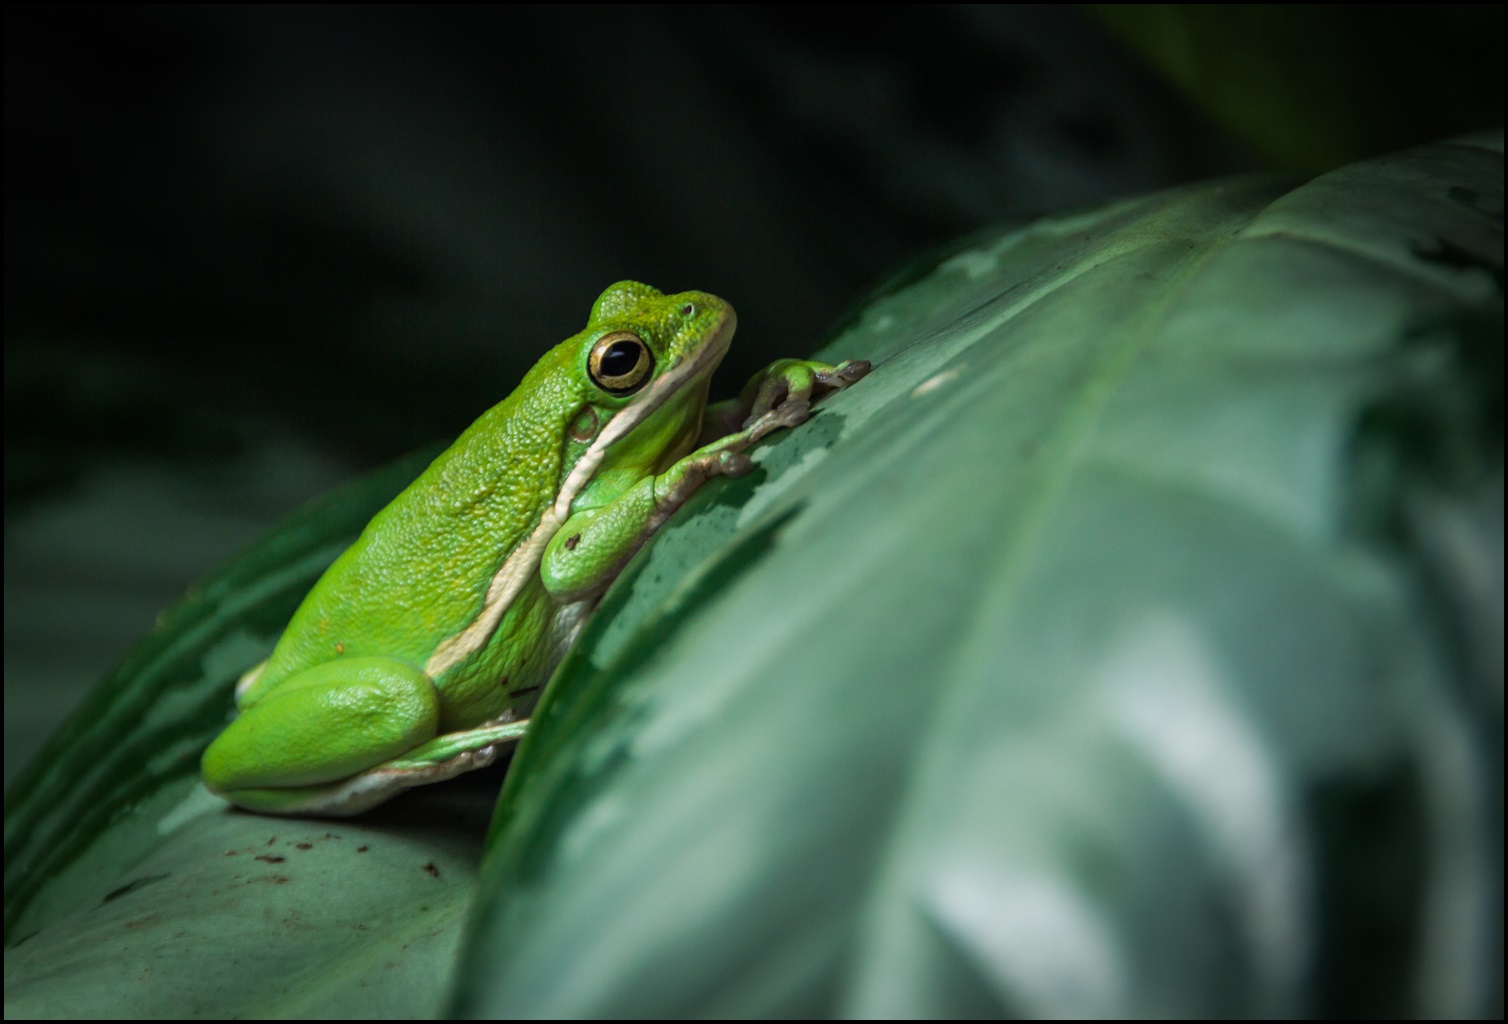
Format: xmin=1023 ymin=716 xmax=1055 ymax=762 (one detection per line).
xmin=382 ymin=714 xmax=531 ymax=773
xmin=212 ymin=715 xmax=531 ymax=818
xmin=743 ymin=398 xmax=812 ymax=445
xmin=640 ymin=356 xmax=869 ymax=520
xmin=743 ymin=358 xmax=872 ymax=428
xmin=700 ymin=358 xmax=869 ymax=441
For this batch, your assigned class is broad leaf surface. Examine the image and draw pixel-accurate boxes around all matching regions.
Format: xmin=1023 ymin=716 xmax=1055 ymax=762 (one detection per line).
xmin=457 ymin=133 xmax=1502 ymax=1018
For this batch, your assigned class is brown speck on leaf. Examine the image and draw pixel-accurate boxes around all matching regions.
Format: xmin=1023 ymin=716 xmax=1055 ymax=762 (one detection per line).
xmin=423 ymin=862 xmax=441 ymax=879
xmin=565 ymin=534 xmax=581 ymax=550
xmin=255 ymin=855 xmax=286 ymax=864
xmin=356 ymin=845 xmax=370 ymax=853
xmin=267 ymin=837 xmax=277 ymax=845
xmin=296 ymin=843 xmax=313 ymax=851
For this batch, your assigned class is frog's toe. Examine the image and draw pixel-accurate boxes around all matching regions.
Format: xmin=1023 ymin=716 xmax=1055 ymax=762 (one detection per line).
xmin=747 ymin=381 xmax=789 ymax=424
xmin=743 ymin=400 xmax=812 ymax=443
xmin=749 ymin=361 xmax=822 ymax=423
xmin=819 ymin=359 xmax=871 ymax=386
xmin=772 ymin=398 xmax=811 ymax=427
xmin=719 ymin=450 xmax=754 ymax=477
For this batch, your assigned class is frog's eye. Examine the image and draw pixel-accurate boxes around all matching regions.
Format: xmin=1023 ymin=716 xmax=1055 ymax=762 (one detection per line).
xmin=680 ymin=302 xmax=695 ymax=317
xmin=588 ymin=331 xmax=654 ymax=395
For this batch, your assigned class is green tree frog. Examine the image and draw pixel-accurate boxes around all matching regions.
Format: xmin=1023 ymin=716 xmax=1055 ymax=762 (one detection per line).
xmin=201 ymin=281 xmax=868 ymax=816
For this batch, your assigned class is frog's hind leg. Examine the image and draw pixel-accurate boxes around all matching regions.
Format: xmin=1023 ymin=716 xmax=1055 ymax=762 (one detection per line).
xmin=202 ymin=656 xmax=531 ymax=816
xmin=203 ymin=655 xmax=441 ymax=814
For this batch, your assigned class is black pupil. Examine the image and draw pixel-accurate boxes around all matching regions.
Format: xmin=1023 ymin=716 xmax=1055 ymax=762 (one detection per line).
xmin=601 ymin=341 xmax=641 ymax=378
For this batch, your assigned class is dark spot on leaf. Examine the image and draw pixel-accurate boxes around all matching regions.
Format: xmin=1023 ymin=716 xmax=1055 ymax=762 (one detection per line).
xmin=101 ymin=874 xmax=169 ymax=904
xmin=296 ymin=842 xmax=313 ymax=851
xmin=255 ymin=855 xmax=286 ymax=864
xmin=424 ymin=862 xmax=441 ymax=879
xmin=1448 ymin=185 xmax=1480 ymax=211
xmin=1347 ymin=307 xmax=1503 ymax=544
xmin=357 ymin=845 xmax=370 ymax=853
xmin=1410 ymin=237 xmax=1503 ymax=292
xmin=565 ymin=533 xmax=580 ymax=550
xmin=1447 ymin=185 xmax=1503 ymax=224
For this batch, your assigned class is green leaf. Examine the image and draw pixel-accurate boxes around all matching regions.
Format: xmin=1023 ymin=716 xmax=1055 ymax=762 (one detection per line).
xmin=457 ymin=133 xmax=1502 ymax=1017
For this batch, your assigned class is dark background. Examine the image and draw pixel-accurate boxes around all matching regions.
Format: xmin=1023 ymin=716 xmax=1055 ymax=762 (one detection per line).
xmin=4 ymin=6 xmax=1500 ymax=779
xmin=5 ymin=6 xmax=1248 ymax=487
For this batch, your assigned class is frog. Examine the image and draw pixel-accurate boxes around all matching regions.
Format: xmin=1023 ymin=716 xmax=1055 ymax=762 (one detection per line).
xmin=200 ymin=281 xmax=869 ymax=815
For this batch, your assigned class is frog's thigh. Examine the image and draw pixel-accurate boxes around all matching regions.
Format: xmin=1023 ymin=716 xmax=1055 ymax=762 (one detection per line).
xmin=202 ymin=656 xmax=441 ymax=792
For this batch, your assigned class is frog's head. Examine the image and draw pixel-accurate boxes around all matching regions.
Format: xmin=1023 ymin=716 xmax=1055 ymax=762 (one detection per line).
xmin=550 ymin=282 xmax=737 ymax=517
xmin=584 ymin=280 xmax=735 ymax=392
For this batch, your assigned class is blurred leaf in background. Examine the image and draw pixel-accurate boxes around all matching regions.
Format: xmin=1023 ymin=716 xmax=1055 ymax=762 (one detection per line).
xmin=1090 ymin=5 xmax=1504 ymax=173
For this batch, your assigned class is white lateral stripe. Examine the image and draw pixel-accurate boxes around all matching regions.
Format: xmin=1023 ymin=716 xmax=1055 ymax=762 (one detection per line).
xmin=425 ymin=510 xmax=561 ymax=677
xmin=425 ymin=313 xmax=734 ymax=679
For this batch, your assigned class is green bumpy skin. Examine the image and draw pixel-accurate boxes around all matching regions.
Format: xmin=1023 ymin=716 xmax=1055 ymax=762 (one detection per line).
xmin=200 ymin=282 xmax=870 ymax=815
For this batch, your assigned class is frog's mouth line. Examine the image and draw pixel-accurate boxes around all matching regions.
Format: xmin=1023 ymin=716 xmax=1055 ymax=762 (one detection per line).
xmin=425 ymin=308 xmax=736 ymax=679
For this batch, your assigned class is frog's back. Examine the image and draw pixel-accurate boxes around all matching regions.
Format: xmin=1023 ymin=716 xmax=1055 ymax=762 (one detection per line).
xmin=259 ymin=357 xmax=581 ymax=684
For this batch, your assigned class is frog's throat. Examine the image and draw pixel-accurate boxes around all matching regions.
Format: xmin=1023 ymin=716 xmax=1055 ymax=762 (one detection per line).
xmin=425 ymin=311 xmax=736 ymax=679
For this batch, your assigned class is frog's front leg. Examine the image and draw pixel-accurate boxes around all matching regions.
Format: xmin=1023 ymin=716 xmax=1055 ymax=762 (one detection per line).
xmin=540 ymin=430 xmax=763 ymax=603
xmin=542 ymin=375 xmax=865 ymax=604
xmin=701 ymin=357 xmax=872 ymax=440
xmin=201 ymin=656 xmax=528 ymax=816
